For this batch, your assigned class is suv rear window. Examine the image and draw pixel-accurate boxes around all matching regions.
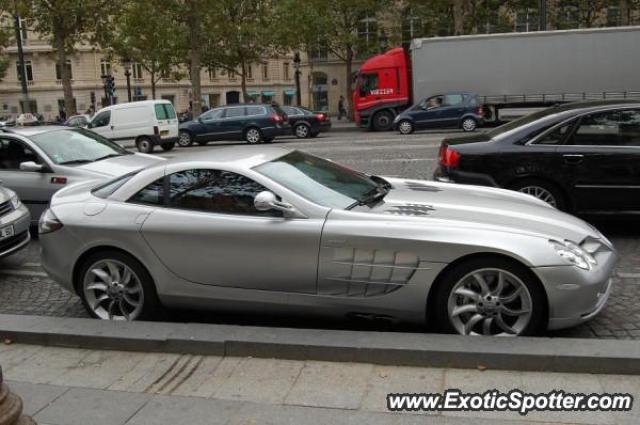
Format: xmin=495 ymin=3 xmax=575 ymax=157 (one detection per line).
xmin=246 ymin=106 xmax=265 ymax=116
xmin=225 ymin=107 xmax=246 ymax=118
xmin=155 ymin=103 xmax=177 ymax=120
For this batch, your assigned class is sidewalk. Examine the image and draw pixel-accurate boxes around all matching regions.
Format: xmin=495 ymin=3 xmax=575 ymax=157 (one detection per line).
xmin=1 ymin=343 xmax=638 ymax=425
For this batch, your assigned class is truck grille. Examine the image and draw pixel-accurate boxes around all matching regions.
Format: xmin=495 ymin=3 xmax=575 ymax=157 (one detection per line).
xmin=0 ymin=200 xmax=13 ymax=218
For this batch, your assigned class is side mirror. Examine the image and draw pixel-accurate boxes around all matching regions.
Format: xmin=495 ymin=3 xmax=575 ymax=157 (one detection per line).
xmin=254 ymin=191 xmax=305 ymax=218
xmin=20 ymin=161 xmax=44 ymax=172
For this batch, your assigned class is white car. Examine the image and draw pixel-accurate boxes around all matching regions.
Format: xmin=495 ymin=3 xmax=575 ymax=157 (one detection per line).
xmin=88 ymin=100 xmax=179 ymax=153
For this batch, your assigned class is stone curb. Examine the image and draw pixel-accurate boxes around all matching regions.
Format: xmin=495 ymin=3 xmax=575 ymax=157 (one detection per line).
xmin=1 ymin=314 xmax=640 ymax=375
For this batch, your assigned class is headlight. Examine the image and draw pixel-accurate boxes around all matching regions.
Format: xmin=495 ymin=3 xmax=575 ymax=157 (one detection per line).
xmin=10 ymin=195 xmax=21 ymax=210
xmin=393 ymin=115 xmax=401 ymax=123
xmin=550 ymin=239 xmax=597 ymax=270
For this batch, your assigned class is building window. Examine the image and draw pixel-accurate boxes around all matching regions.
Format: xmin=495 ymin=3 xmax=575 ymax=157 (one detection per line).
xmin=100 ymin=59 xmax=111 ymax=76
xmin=358 ymin=15 xmax=378 ymax=54
xmin=515 ymin=8 xmax=539 ymax=32
xmin=310 ymin=39 xmax=328 ymax=61
xmin=55 ymin=60 xmax=73 ymax=80
xmin=607 ymin=6 xmax=620 ymax=26
xmin=132 ymin=63 xmax=143 ymax=79
xmin=229 ymin=68 xmax=237 ymax=80
xmin=246 ymin=64 xmax=253 ymax=79
xmin=208 ymin=67 xmax=217 ymax=80
xmin=16 ymin=60 xmax=33 ymax=81
xmin=261 ymin=63 xmax=269 ymax=80
xmin=283 ymin=62 xmax=290 ymax=80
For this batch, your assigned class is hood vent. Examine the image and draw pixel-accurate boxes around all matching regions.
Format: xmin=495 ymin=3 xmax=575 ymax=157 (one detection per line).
xmin=404 ymin=181 xmax=441 ymax=192
xmin=384 ymin=203 xmax=435 ymax=216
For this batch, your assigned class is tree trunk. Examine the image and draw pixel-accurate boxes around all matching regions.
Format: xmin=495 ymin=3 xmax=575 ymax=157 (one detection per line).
xmin=453 ymin=0 xmax=465 ymax=35
xmin=53 ymin=16 xmax=76 ymax=115
xmin=188 ymin=9 xmax=202 ymax=116
xmin=151 ymin=70 xmax=156 ymax=99
xmin=619 ymin=0 xmax=630 ymax=25
xmin=240 ymin=59 xmax=248 ymax=103
xmin=345 ymin=45 xmax=353 ymax=121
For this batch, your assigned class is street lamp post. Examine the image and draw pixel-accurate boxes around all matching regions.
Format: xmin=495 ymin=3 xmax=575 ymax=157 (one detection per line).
xmin=293 ymin=52 xmax=302 ymax=106
xmin=123 ymin=59 xmax=132 ymax=102
xmin=13 ymin=15 xmax=31 ymax=114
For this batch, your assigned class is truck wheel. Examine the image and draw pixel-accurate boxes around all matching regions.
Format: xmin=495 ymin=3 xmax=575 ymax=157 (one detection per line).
xmin=136 ymin=137 xmax=154 ymax=153
xmin=372 ymin=111 xmax=393 ymax=131
xmin=461 ymin=118 xmax=477 ymax=132
xmin=398 ymin=120 xmax=414 ymax=135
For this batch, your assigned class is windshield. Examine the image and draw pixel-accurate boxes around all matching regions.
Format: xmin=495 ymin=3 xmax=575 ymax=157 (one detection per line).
xmin=29 ymin=128 xmax=129 ymax=165
xmin=255 ymin=150 xmax=380 ymax=209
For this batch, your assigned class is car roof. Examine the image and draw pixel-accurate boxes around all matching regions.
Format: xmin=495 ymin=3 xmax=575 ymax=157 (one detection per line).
xmin=96 ymin=100 xmax=172 ymax=113
xmin=158 ymin=146 xmax=291 ymax=170
xmin=5 ymin=125 xmax=69 ymax=137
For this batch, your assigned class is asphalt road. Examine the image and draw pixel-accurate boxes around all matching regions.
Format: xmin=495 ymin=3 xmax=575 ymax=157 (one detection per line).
xmin=1 ymin=128 xmax=640 ymax=339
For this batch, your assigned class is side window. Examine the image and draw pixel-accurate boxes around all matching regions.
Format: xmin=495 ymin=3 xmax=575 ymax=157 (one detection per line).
xmin=246 ymin=106 xmax=264 ymax=116
xmin=570 ymin=110 xmax=640 ymax=146
xmin=200 ymin=109 xmax=223 ymax=122
xmin=359 ymin=73 xmax=379 ymax=96
xmin=443 ymin=94 xmax=463 ymax=106
xmin=0 ymin=138 xmax=40 ymax=170
xmin=535 ymin=121 xmax=575 ymax=145
xmin=128 ymin=178 xmax=165 ymax=206
xmin=91 ymin=111 xmax=111 ymax=128
xmin=224 ymin=107 xmax=246 ymax=119
xmin=425 ymin=95 xmax=444 ymax=109
xmin=168 ymin=169 xmax=281 ymax=217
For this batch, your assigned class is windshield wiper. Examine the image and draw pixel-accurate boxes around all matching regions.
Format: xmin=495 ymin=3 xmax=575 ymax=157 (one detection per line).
xmin=347 ymin=183 xmax=390 ymax=210
xmin=93 ymin=153 xmax=125 ymax=162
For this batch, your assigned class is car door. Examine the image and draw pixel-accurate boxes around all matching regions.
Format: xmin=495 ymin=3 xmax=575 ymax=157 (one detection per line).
xmin=412 ymin=95 xmax=445 ymax=129
xmin=197 ymin=108 xmax=224 ymax=141
xmin=139 ymin=168 xmax=323 ymax=293
xmin=0 ymin=137 xmax=57 ymax=219
xmin=439 ymin=94 xmax=465 ymax=127
xmin=559 ymin=108 xmax=640 ymax=212
xmin=88 ymin=110 xmax=113 ymax=139
xmin=219 ymin=107 xmax=247 ymax=140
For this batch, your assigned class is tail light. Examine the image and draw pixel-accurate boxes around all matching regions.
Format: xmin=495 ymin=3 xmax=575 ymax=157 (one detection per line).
xmin=316 ymin=113 xmax=326 ymax=121
xmin=39 ymin=209 xmax=63 ymax=234
xmin=439 ymin=144 xmax=461 ymax=168
xmin=476 ymin=106 xmax=484 ymax=116
xmin=269 ymin=114 xmax=282 ymax=123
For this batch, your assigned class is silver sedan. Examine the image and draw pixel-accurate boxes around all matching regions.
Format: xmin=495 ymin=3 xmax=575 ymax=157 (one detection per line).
xmin=39 ymin=147 xmax=617 ymax=336
xmin=0 ymin=126 xmax=162 ymax=223
xmin=0 ymin=185 xmax=30 ymax=259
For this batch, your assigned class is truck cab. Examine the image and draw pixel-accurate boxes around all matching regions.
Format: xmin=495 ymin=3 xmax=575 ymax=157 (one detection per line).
xmin=353 ymin=47 xmax=411 ymax=131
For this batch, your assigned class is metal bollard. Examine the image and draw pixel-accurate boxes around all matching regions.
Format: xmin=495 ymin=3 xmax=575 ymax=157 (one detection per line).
xmin=0 ymin=366 xmax=36 ymax=425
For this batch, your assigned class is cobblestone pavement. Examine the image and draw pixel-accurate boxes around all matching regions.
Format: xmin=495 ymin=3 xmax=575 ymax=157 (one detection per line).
xmin=1 ymin=130 xmax=640 ymax=339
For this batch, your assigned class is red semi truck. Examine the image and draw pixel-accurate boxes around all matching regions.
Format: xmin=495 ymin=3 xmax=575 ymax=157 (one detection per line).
xmin=353 ymin=27 xmax=640 ymax=131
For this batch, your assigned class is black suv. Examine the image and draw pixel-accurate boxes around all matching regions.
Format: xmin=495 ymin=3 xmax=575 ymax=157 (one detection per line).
xmin=177 ymin=104 xmax=289 ymax=146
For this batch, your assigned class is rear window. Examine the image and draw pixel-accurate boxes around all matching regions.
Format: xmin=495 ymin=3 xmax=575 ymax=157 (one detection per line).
xmin=92 ymin=172 xmax=138 ymax=199
xmin=154 ymin=103 xmax=177 ymax=120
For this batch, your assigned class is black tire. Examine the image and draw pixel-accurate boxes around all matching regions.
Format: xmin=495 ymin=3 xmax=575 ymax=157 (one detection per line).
xmin=177 ymin=130 xmax=193 ymax=147
xmin=397 ymin=119 xmax=414 ymax=135
xmin=294 ymin=123 xmax=311 ymax=138
xmin=161 ymin=142 xmax=175 ymax=152
xmin=508 ymin=178 xmax=567 ymax=211
xmin=263 ymin=137 xmax=274 ymax=143
xmin=244 ymin=127 xmax=262 ymax=144
xmin=431 ymin=256 xmax=546 ymax=336
xmin=77 ymin=250 xmax=162 ymax=321
xmin=461 ymin=117 xmax=478 ymax=132
xmin=136 ymin=137 xmax=154 ymax=153
xmin=372 ymin=110 xmax=394 ymax=131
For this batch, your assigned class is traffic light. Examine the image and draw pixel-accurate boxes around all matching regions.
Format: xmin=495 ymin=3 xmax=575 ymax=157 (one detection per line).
xmin=106 ymin=76 xmax=116 ymax=98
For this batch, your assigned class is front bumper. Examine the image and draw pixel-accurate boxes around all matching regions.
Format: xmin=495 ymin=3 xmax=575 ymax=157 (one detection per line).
xmin=0 ymin=204 xmax=31 ymax=259
xmin=534 ymin=247 xmax=618 ymax=330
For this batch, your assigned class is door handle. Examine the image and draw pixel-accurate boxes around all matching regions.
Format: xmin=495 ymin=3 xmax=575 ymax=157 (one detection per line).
xmin=563 ymin=154 xmax=584 ymax=164
xmin=110 ymin=125 xmax=114 ymax=130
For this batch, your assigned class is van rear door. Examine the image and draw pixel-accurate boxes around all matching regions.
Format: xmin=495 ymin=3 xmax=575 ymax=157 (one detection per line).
xmin=154 ymin=102 xmax=179 ymax=140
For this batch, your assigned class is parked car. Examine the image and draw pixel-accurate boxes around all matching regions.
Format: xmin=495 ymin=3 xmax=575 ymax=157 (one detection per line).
xmin=281 ymin=106 xmax=331 ymax=138
xmin=88 ymin=100 xmax=179 ymax=153
xmin=40 ymin=146 xmax=615 ymax=336
xmin=0 ymin=126 xmax=162 ymax=223
xmin=0 ymin=184 xmax=30 ymax=259
xmin=434 ymin=100 xmax=640 ymax=214
xmin=177 ymin=104 xmax=289 ymax=147
xmin=64 ymin=114 xmax=91 ymax=128
xmin=393 ymin=92 xmax=484 ymax=134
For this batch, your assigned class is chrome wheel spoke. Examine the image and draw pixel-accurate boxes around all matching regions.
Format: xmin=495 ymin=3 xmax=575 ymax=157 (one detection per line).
xmin=107 ymin=299 xmax=116 ymax=320
xmin=119 ymin=299 xmax=130 ymax=320
xmin=482 ymin=317 xmax=494 ymax=335
xmin=122 ymin=268 xmax=132 ymax=285
xmin=453 ymin=287 xmax=481 ymax=302
xmin=472 ymin=273 xmax=490 ymax=295
xmin=500 ymin=305 xmax=530 ymax=316
xmin=500 ymin=286 xmax=523 ymax=303
xmin=91 ymin=294 xmax=110 ymax=311
xmin=106 ymin=262 xmax=121 ymax=284
xmin=451 ymin=304 xmax=478 ymax=317
xmin=86 ymin=282 xmax=108 ymax=292
xmin=463 ymin=314 xmax=485 ymax=335
xmin=494 ymin=272 xmax=506 ymax=296
xmin=91 ymin=268 xmax=112 ymax=285
xmin=495 ymin=314 xmax=517 ymax=334
xmin=123 ymin=293 xmax=140 ymax=307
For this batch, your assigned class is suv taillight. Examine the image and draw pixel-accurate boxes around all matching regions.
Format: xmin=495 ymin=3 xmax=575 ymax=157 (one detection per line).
xmin=476 ymin=106 xmax=484 ymax=116
xmin=269 ymin=114 xmax=282 ymax=123
xmin=439 ymin=144 xmax=461 ymax=168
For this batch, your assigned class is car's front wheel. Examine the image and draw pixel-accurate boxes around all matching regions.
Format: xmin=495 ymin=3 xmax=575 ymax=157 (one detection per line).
xmin=432 ymin=257 xmax=545 ymax=336
xmin=397 ymin=120 xmax=414 ymax=135
xmin=177 ymin=130 xmax=193 ymax=147
xmin=77 ymin=250 xmax=161 ymax=321
xmin=461 ymin=117 xmax=478 ymax=132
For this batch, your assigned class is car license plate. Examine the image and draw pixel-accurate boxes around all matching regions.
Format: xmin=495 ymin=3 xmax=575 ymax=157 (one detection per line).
xmin=0 ymin=225 xmax=14 ymax=240
xmin=160 ymin=130 xmax=169 ymax=136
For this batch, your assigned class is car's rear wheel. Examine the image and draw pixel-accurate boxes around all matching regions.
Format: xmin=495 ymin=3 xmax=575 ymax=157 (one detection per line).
xmin=509 ymin=179 xmax=566 ymax=210
xmin=432 ymin=257 xmax=545 ymax=336
xmin=398 ymin=120 xmax=414 ymax=135
xmin=461 ymin=117 xmax=477 ymax=132
xmin=295 ymin=123 xmax=311 ymax=138
xmin=78 ymin=250 xmax=160 ymax=321
xmin=372 ymin=110 xmax=394 ymax=131
xmin=161 ymin=142 xmax=175 ymax=152
xmin=244 ymin=127 xmax=262 ymax=144
xmin=136 ymin=137 xmax=154 ymax=153
xmin=177 ymin=130 xmax=193 ymax=147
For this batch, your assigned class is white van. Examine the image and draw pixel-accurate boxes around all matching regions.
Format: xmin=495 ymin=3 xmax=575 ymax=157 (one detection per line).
xmin=88 ymin=100 xmax=179 ymax=153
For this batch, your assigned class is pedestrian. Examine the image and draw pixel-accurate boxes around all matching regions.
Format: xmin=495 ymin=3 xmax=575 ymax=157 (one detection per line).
xmin=59 ymin=107 xmax=66 ymax=121
xmin=338 ymin=96 xmax=347 ymax=120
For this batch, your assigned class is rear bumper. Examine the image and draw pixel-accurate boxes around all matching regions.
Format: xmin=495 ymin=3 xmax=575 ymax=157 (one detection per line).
xmin=433 ymin=166 xmax=499 ymax=187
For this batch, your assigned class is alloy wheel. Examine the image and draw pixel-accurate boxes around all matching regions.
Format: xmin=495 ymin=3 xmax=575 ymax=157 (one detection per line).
xmin=462 ymin=118 xmax=477 ymax=132
xmin=83 ymin=259 xmax=144 ymax=320
xmin=518 ymin=186 xmax=557 ymax=207
xmin=178 ymin=132 xmax=192 ymax=147
xmin=447 ymin=268 xmax=533 ymax=336
xmin=245 ymin=128 xmax=261 ymax=144
xmin=295 ymin=124 xmax=309 ymax=138
xmin=398 ymin=121 xmax=413 ymax=134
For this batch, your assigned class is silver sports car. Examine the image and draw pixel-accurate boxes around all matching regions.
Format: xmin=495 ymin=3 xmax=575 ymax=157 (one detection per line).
xmin=39 ymin=147 xmax=617 ymax=336
xmin=0 ymin=126 xmax=162 ymax=222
